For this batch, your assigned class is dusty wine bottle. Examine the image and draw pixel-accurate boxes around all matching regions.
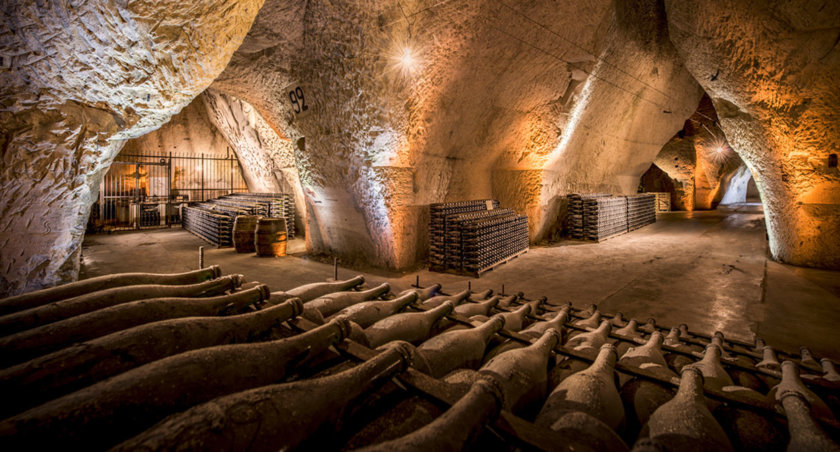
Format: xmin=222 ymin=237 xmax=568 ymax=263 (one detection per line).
xmin=356 ymin=377 xmax=504 ymax=452
xmin=468 ymin=289 xmax=493 ymax=301
xmin=363 ymin=301 xmax=454 ymax=348
xmin=0 ymin=285 xmax=264 ymax=367
xmin=565 ymin=320 xmax=612 ymax=358
xmin=305 ymin=282 xmax=390 ymax=317
xmin=685 ymin=344 xmax=734 ymax=391
xmin=112 ymin=341 xmax=414 ymax=452
xmin=0 ymin=318 xmax=351 ymax=450
xmin=454 ymin=295 xmax=500 ymax=317
xmin=273 ymin=275 xmax=365 ymax=302
xmin=328 ymin=292 xmax=417 ymax=328
xmin=0 ymin=275 xmax=243 ymax=336
xmin=641 ymin=367 xmax=734 ymax=452
xmin=483 ymin=307 xmax=569 ymax=361
xmin=536 ymin=343 xmax=624 ymax=430
xmin=479 ymin=328 xmax=560 ymax=414
xmin=779 ymin=391 xmax=840 ymax=452
xmin=414 ymin=314 xmax=506 ymax=378
xmin=574 ymin=309 xmax=601 ymax=329
xmin=0 ymin=266 xmax=222 ymax=316
xmin=398 ymin=283 xmax=441 ymax=301
xmin=0 ymin=297 xmax=302 ymax=418
xmin=422 ymin=289 xmax=470 ymax=309
xmin=495 ymin=303 xmax=531 ymax=332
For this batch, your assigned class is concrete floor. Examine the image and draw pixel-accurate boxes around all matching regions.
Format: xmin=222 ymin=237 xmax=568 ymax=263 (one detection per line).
xmin=80 ymin=205 xmax=840 ymax=361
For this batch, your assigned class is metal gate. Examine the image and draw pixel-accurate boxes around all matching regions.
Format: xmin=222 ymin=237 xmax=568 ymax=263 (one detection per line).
xmin=89 ymin=152 xmax=248 ymax=232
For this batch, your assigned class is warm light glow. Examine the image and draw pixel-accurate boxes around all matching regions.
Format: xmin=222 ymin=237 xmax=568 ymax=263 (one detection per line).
xmin=387 ymin=40 xmax=422 ymax=78
xmin=716 ymin=147 xmax=724 ymax=154
xmin=400 ymin=48 xmax=415 ymax=69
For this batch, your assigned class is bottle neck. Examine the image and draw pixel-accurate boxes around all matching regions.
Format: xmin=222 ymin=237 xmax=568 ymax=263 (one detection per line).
xmin=360 ymin=283 xmax=390 ymax=298
xmin=676 ymin=368 xmax=705 ymax=403
xmin=589 ymin=345 xmax=617 ymax=375
xmin=780 ymin=393 xmax=830 ymax=445
xmin=386 ymin=292 xmax=417 ymax=310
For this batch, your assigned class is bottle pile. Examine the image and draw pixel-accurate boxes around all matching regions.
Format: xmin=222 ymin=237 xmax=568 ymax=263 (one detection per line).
xmin=429 ymin=200 xmax=528 ymax=276
xmin=182 ymin=205 xmax=234 ymax=246
xmin=626 ymin=194 xmax=657 ymax=232
xmin=566 ymin=193 xmax=612 ymax=239
xmin=568 ymin=193 xmax=657 ymax=242
xmin=184 ymin=192 xmax=296 ymax=247
xmin=1 ymin=271 xmax=838 ymax=451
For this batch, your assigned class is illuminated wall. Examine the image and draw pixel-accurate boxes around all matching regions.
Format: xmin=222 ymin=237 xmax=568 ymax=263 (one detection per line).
xmin=666 ymin=0 xmax=840 ymax=269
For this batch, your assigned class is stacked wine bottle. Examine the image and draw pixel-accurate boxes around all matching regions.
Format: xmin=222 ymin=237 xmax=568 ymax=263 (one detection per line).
xmin=626 ymin=194 xmax=657 ymax=232
xmin=568 ymin=193 xmax=658 ymax=242
xmin=184 ymin=192 xmax=296 ymax=247
xmin=182 ymin=205 xmax=235 ymax=247
xmin=1 ymin=270 xmax=838 ymax=451
xmin=429 ymin=200 xmax=528 ymax=276
xmin=566 ymin=193 xmax=612 ymax=239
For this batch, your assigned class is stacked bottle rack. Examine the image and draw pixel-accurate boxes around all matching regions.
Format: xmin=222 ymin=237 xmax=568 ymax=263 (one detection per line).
xmin=584 ymin=196 xmax=628 ymax=241
xmin=181 ymin=206 xmax=234 ymax=247
xmin=430 ymin=200 xmax=528 ymax=276
xmin=626 ymin=193 xmax=657 ymax=232
xmin=429 ymin=200 xmax=500 ymax=272
xmin=568 ymin=193 xmax=657 ymax=242
xmin=2 ymin=270 xmax=838 ymax=451
xmin=566 ymin=193 xmax=612 ymax=239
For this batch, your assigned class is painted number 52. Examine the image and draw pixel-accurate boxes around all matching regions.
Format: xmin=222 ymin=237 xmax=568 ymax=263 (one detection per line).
xmin=289 ymin=87 xmax=308 ymax=114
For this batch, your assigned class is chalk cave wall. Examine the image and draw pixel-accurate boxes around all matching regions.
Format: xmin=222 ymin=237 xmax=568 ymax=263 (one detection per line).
xmin=208 ymin=0 xmax=703 ymax=266
xmin=0 ymin=0 xmax=264 ymax=296
xmin=666 ymin=0 xmax=840 ymax=269
xmin=653 ymin=95 xmax=744 ymax=211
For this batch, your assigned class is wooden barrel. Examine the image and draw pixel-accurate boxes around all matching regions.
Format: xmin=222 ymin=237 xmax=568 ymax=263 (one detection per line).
xmin=255 ymin=218 xmax=288 ymax=257
xmin=232 ymin=216 xmax=258 ymax=253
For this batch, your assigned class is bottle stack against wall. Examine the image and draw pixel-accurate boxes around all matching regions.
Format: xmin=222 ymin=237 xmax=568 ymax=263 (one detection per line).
xmin=1 ymin=272 xmax=838 ymax=451
xmin=584 ymin=196 xmax=628 ymax=242
xmin=566 ymin=193 xmax=612 ymax=239
xmin=183 ymin=192 xmax=296 ymax=247
xmin=567 ymin=193 xmax=657 ymax=242
xmin=626 ymin=194 xmax=657 ymax=232
xmin=182 ymin=205 xmax=234 ymax=246
xmin=429 ymin=200 xmax=528 ymax=276
xmin=429 ymin=200 xmax=499 ymax=271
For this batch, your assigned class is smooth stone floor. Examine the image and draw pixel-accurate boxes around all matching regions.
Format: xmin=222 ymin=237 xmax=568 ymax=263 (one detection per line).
xmin=81 ymin=205 xmax=840 ymax=360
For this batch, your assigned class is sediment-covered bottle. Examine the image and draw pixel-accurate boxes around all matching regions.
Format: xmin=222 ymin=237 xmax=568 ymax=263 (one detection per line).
xmin=779 ymin=391 xmax=840 ymax=452
xmin=363 ymin=302 xmax=454 ymax=348
xmin=113 ymin=340 xmax=413 ymax=452
xmin=641 ymin=367 xmax=734 ymax=452
xmin=495 ymin=303 xmax=531 ymax=332
xmin=422 ymin=289 xmax=470 ymax=309
xmin=685 ymin=344 xmax=734 ymax=391
xmin=566 ymin=320 xmax=612 ymax=358
xmin=0 ymin=297 xmax=302 ymax=417
xmin=0 ymin=275 xmax=243 ymax=336
xmin=398 ymin=284 xmax=441 ymax=301
xmin=453 ymin=295 xmax=500 ymax=317
xmin=0 ymin=266 xmax=222 ymax=315
xmin=479 ymin=328 xmax=560 ymax=414
xmin=305 ymin=282 xmax=390 ymax=317
xmin=0 ymin=285 xmax=264 ymax=367
xmin=414 ymin=314 xmax=505 ymax=378
xmin=273 ymin=276 xmax=365 ymax=302
xmin=328 ymin=292 xmax=417 ymax=328
xmin=483 ymin=308 xmax=568 ymax=361
xmin=356 ymin=377 xmax=503 ymax=452
xmin=536 ymin=343 xmax=624 ymax=430
xmin=0 ymin=318 xmax=350 ymax=450
xmin=574 ymin=309 xmax=601 ymax=329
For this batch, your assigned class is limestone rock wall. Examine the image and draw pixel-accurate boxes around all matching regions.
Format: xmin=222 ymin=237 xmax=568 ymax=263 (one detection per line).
xmin=121 ymin=99 xmax=231 ymax=158
xmin=666 ymin=0 xmax=840 ymax=269
xmin=0 ymin=0 xmax=264 ymax=296
xmin=653 ymin=95 xmax=743 ymax=211
xmin=210 ymin=0 xmax=702 ymax=266
xmin=201 ymin=89 xmax=306 ymax=234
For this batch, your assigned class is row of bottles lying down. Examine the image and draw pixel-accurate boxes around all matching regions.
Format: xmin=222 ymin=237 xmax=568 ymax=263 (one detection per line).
xmin=0 ymin=271 xmax=839 ymax=451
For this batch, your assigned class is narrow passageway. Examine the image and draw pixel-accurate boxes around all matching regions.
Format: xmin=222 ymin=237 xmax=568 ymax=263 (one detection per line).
xmin=81 ymin=208 xmax=840 ymax=360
